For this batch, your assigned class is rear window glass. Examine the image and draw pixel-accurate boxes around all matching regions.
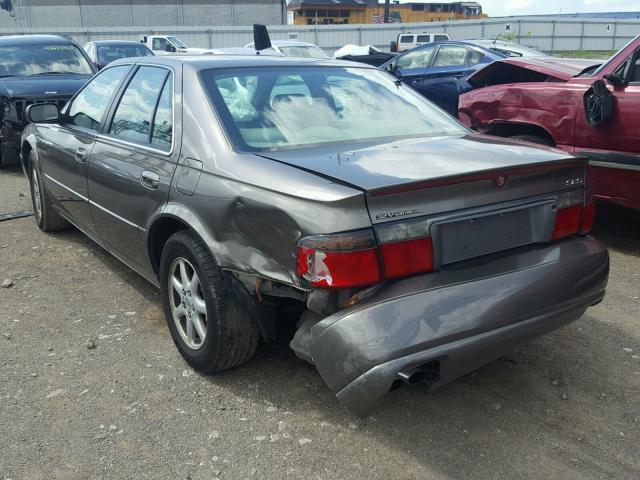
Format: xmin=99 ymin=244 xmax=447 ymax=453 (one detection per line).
xmin=416 ymin=35 xmax=431 ymax=43
xmin=399 ymin=35 xmax=414 ymax=43
xmin=434 ymin=35 xmax=449 ymax=41
xmin=200 ymin=66 xmax=466 ymax=152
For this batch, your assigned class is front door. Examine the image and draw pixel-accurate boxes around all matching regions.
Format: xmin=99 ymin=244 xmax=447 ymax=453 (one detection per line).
xmin=41 ymin=65 xmax=131 ymax=233
xmin=573 ymin=51 xmax=640 ymax=208
xmin=89 ymin=65 xmax=178 ymax=278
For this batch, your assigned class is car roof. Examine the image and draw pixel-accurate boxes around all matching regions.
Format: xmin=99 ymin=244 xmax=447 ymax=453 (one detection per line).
xmin=396 ymin=40 xmax=506 ymax=58
xmin=89 ymin=40 xmax=149 ymax=47
xmin=0 ymin=34 xmax=77 ymax=46
xmin=109 ymin=55 xmax=371 ymax=70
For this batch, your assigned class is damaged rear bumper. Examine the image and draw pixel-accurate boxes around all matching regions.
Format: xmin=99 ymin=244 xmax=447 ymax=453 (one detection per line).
xmin=293 ymin=236 xmax=609 ymax=417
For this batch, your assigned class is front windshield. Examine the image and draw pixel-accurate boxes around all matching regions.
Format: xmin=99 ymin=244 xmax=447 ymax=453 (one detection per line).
xmin=168 ymin=36 xmax=187 ymax=49
xmin=279 ymin=45 xmax=330 ymax=59
xmin=97 ymin=44 xmax=152 ymax=65
xmin=0 ymin=44 xmax=93 ymax=76
xmin=201 ymin=66 xmax=467 ymax=152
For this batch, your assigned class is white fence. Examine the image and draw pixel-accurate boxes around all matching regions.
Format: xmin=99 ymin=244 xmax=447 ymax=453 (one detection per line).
xmin=0 ymin=17 xmax=638 ymax=53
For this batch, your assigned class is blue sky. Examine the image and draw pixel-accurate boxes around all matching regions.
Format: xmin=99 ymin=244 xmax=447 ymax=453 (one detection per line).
xmin=463 ymin=0 xmax=640 ymax=17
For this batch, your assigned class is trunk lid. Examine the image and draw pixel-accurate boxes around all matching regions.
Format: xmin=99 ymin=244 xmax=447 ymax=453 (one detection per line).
xmin=263 ymin=134 xmax=588 ymax=271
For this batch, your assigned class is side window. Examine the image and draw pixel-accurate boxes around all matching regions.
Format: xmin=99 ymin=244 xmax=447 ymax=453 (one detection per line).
xmin=395 ymin=46 xmax=435 ymax=71
xmin=109 ymin=66 xmax=169 ymax=145
xmin=399 ymin=35 xmax=413 ymax=44
xmin=433 ymin=45 xmax=468 ymax=67
xmin=151 ymin=75 xmax=173 ymax=150
xmin=633 ymin=57 xmax=640 ymax=83
xmin=416 ymin=35 xmax=430 ymax=43
xmin=66 ymin=65 xmax=129 ymax=131
xmin=152 ymin=38 xmax=167 ymax=51
xmin=434 ymin=34 xmax=449 ymax=42
xmin=468 ymin=49 xmax=485 ymax=66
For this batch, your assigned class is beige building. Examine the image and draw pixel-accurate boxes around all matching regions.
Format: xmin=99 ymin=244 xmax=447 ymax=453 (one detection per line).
xmin=288 ymin=1 xmax=486 ymax=25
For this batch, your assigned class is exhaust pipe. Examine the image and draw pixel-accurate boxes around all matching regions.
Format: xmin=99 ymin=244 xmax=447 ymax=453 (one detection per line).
xmin=397 ymin=361 xmax=440 ymax=386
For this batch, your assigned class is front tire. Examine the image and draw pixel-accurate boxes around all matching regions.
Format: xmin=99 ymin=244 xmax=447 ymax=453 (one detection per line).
xmin=28 ymin=151 xmax=70 ymax=232
xmin=159 ymin=230 xmax=259 ymax=373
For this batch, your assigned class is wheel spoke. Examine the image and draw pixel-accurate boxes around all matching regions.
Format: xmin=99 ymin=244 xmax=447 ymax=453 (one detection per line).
xmin=194 ymin=296 xmax=207 ymax=315
xmin=186 ymin=317 xmax=195 ymax=342
xmin=173 ymin=304 xmax=186 ymax=319
xmin=188 ymin=272 xmax=199 ymax=291
xmin=192 ymin=315 xmax=206 ymax=340
xmin=179 ymin=260 xmax=190 ymax=289
xmin=171 ymin=274 xmax=182 ymax=293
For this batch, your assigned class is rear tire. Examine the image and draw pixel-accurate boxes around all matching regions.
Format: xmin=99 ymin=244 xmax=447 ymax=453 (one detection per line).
xmin=159 ymin=230 xmax=259 ymax=373
xmin=28 ymin=151 xmax=70 ymax=232
xmin=508 ymin=134 xmax=554 ymax=146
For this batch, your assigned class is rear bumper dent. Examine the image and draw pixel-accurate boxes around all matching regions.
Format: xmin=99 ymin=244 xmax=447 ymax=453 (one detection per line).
xmin=302 ymin=237 xmax=609 ymax=417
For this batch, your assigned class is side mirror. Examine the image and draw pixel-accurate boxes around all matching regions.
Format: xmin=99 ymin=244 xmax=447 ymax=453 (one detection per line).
xmin=166 ymin=44 xmax=177 ymax=53
xmin=603 ymin=72 xmax=626 ymax=86
xmin=94 ymin=62 xmax=105 ymax=71
xmin=385 ymin=62 xmax=396 ymax=73
xmin=26 ymin=103 xmax=60 ymax=124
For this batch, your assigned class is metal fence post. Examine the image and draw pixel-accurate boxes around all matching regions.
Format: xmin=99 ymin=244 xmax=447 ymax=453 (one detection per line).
xmin=208 ymin=29 xmax=212 ymax=48
xmin=612 ymin=21 xmax=618 ymax=50
xmin=480 ymin=20 xmax=485 ymax=38
xmin=579 ymin=21 xmax=584 ymax=50
xmin=358 ymin=26 xmax=362 ymax=45
xmin=550 ymin=20 xmax=556 ymax=52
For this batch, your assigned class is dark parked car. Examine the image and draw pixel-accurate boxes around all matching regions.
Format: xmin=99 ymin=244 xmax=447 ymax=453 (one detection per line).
xmin=21 ymin=56 xmax=608 ymax=417
xmin=0 ymin=34 xmax=95 ymax=168
xmin=459 ymin=35 xmax=640 ymax=210
xmin=84 ymin=40 xmax=154 ymax=70
xmin=380 ymin=41 xmax=505 ymax=115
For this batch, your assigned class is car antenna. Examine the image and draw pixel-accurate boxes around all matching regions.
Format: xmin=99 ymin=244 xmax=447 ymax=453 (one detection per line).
xmin=253 ymin=24 xmax=272 ymax=56
xmin=493 ymin=32 xmax=502 ymax=48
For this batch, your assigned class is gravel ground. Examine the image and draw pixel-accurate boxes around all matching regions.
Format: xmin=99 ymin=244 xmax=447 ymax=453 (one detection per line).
xmin=1 ymin=165 xmax=639 ymax=480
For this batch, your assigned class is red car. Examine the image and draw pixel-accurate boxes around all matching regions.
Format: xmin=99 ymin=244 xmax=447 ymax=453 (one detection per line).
xmin=458 ymin=36 xmax=640 ymax=210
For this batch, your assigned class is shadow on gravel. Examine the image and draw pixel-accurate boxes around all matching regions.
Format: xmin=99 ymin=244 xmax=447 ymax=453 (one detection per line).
xmin=591 ymin=201 xmax=640 ymax=257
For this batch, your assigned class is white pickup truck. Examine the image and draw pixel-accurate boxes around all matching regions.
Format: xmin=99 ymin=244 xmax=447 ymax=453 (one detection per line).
xmin=142 ymin=35 xmax=210 ymax=55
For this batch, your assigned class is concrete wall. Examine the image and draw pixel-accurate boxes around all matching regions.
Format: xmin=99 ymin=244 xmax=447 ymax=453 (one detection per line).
xmin=0 ymin=0 xmax=284 ymax=28
xmin=0 ymin=16 xmax=636 ymax=53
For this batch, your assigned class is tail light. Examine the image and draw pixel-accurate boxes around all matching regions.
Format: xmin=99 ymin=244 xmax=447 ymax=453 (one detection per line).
xmin=297 ymin=220 xmax=434 ymax=289
xmin=552 ymin=188 xmax=596 ymax=240
xmin=297 ymin=230 xmax=381 ymax=288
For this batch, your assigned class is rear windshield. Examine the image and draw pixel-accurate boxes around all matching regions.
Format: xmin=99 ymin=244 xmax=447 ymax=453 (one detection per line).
xmin=97 ymin=44 xmax=152 ymax=64
xmin=0 ymin=44 xmax=93 ymax=77
xmin=201 ymin=66 xmax=466 ymax=152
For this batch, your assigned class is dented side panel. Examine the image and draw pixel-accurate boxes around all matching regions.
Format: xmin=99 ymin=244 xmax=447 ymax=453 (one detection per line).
xmin=458 ymin=82 xmax=585 ymax=148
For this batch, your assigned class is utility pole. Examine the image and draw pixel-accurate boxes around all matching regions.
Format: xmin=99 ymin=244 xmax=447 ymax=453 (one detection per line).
xmin=383 ymin=0 xmax=390 ymax=23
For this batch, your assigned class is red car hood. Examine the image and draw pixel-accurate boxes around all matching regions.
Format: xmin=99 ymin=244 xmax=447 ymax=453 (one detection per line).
xmin=468 ymin=57 xmax=602 ymax=87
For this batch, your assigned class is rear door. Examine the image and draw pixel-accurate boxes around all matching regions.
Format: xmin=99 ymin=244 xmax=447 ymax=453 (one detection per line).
xmin=88 ymin=64 xmax=179 ymax=278
xmin=40 ymin=65 xmax=131 ymax=234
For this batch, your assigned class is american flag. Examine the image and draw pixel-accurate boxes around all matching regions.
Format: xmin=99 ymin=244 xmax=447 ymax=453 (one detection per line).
xmin=372 ymin=12 xmax=402 ymax=23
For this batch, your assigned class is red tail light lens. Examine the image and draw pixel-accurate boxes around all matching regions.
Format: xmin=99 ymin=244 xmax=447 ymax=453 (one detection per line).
xmin=297 ymin=231 xmax=381 ymax=288
xmin=380 ymin=237 xmax=434 ymax=279
xmin=580 ymin=201 xmax=596 ymax=234
xmin=552 ymin=204 xmax=582 ymax=240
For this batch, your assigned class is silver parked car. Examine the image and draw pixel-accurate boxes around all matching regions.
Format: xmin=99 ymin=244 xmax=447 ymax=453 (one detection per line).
xmin=20 ymin=55 xmax=608 ymax=416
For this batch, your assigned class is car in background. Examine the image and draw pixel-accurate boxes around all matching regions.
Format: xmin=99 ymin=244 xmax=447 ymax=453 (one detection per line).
xmin=466 ymin=38 xmax=548 ymax=58
xmin=380 ymin=41 xmax=505 ymax=115
xmin=84 ymin=40 xmax=154 ymax=70
xmin=333 ymin=44 xmax=395 ymax=67
xmin=391 ymin=32 xmax=450 ymax=52
xmin=0 ymin=34 xmax=95 ymax=168
xmin=244 ymin=40 xmax=329 ymax=59
xmin=21 ymin=55 xmax=607 ymax=417
xmin=458 ymin=35 xmax=640 ymax=210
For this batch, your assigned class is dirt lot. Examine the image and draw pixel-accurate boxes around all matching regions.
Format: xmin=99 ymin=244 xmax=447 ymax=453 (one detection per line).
xmin=1 ymin=165 xmax=639 ymax=480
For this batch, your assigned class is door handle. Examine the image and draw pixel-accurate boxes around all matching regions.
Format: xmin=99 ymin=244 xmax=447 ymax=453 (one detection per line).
xmin=452 ymin=72 xmax=466 ymax=78
xmin=75 ymin=147 xmax=87 ymax=163
xmin=140 ymin=170 xmax=160 ymax=190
